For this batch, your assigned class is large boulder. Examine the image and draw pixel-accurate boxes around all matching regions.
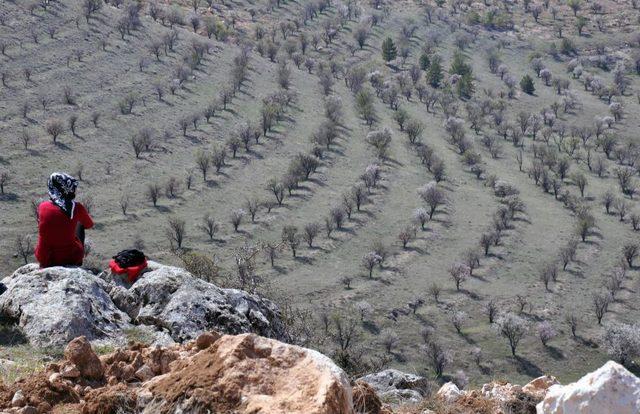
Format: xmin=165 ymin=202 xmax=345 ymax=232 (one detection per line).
xmin=537 ymin=360 xmax=640 ymax=414
xmin=0 ymin=263 xmax=286 ymax=348
xmin=138 ymin=333 xmax=353 ymax=414
xmin=358 ymin=369 xmax=430 ymax=404
xmin=107 ymin=262 xmax=287 ymax=342
xmin=0 ymin=265 xmax=132 ymax=347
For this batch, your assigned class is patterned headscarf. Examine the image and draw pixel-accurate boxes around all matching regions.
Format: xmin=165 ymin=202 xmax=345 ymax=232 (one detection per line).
xmin=48 ymin=172 xmax=78 ymax=218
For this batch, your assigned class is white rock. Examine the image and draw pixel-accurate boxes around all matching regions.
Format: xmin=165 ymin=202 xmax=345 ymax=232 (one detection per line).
xmin=11 ymin=390 xmax=25 ymax=407
xmin=437 ymin=382 xmax=463 ymax=403
xmin=537 ymin=361 xmax=640 ymax=414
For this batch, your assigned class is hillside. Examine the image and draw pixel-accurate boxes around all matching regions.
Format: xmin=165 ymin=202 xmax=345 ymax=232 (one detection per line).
xmin=0 ymin=0 xmax=639 ymax=387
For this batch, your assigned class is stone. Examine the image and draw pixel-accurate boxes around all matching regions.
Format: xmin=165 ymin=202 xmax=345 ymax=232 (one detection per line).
xmin=537 ymin=360 xmax=640 ymax=414
xmin=437 ymin=382 xmax=463 ymax=403
xmin=60 ymin=363 xmax=80 ymax=379
xmin=358 ymin=369 xmax=430 ymax=404
xmin=0 ymin=263 xmax=286 ymax=348
xmin=135 ymin=365 xmax=154 ymax=382
xmin=195 ymin=331 xmax=220 ymax=350
xmin=523 ymin=375 xmax=559 ymax=399
xmin=17 ymin=407 xmax=37 ymax=414
xmin=110 ymin=262 xmax=287 ymax=343
xmin=64 ymin=337 xmax=104 ymax=380
xmin=11 ymin=390 xmax=25 ymax=407
xmin=0 ymin=265 xmax=132 ymax=347
xmin=140 ymin=333 xmax=353 ymax=414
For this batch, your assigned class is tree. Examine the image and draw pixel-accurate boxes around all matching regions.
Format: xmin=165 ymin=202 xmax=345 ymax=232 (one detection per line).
xmin=398 ymin=226 xmax=415 ymax=248
xmin=602 ymin=322 xmax=640 ymax=366
xmin=302 ymin=223 xmax=320 ymax=248
xmin=520 ymin=74 xmax=535 ymax=95
xmin=425 ymin=341 xmax=452 ymax=378
xmin=566 ymin=314 xmax=579 ymax=338
xmin=146 ymin=183 xmax=161 ymax=207
xmin=576 ymin=213 xmax=595 ymax=242
xmin=426 ymin=56 xmax=443 ymax=87
xmin=572 ymin=173 xmax=588 ymax=197
xmin=380 ymin=328 xmax=400 ymax=353
xmin=195 ymin=151 xmax=211 ymax=181
xmin=0 ymin=171 xmax=8 ymax=195
xmin=414 ymin=208 xmax=429 ymax=230
xmin=200 ymin=214 xmax=219 ymax=241
xmin=623 ymin=243 xmax=638 ymax=267
xmin=451 ymin=310 xmax=468 ymax=334
xmin=381 ymin=37 xmax=397 ymax=63
xmin=494 ymin=313 xmax=528 ymax=356
xmin=593 ymin=292 xmax=611 ymax=324
xmin=230 ymin=209 xmax=245 ymax=232
xmin=282 ymin=225 xmax=300 ymax=257
xmin=480 ymin=233 xmax=494 ymax=256
xmin=449 ymin=262 xmax=470 ymax=291
xmin=15 ymin=234 xmax=34 ymax=264
xmin=131 ymin=135 xmax=144 ymax=158
xmin=418 ymin=182 xmax=446 ymax=219
xmin=267 ymin=179 xmax=285 ymax=205
xmin=537 ymin=321 xmax=557 ymax=346
xmin=362 ymin=251 xmax=382 ymax=278
xmin=45 ymin=119 xmax=64 ymax=143
xmin=166 ymin=216 xmax=186 ymax=250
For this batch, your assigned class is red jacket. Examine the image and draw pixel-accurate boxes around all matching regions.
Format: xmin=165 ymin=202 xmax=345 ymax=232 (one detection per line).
xmin=35 ymin=201 xmax=94 ymax=268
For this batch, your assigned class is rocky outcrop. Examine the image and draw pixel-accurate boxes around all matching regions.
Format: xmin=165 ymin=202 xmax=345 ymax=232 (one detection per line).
xmin=0 ymin=264 xmax=131 ymax=347
xmin=537 ymin=361 xmax=640 ymax=414
xmin=140 ymin=333 xmax=353 ymax=414
xmin=0 ymin=263 xmax=286 ymax=347
xmin=108 ymin=262 xmax=286 ymax=342
xmin=0 ymin=332 xmax=357 ymax=414
xmin=359 ymin=369 xmax=431 ymax=404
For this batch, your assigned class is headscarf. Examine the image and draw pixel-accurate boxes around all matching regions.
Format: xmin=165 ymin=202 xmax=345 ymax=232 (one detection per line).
xmin=48 ymin=172 xmax=78 ymax=218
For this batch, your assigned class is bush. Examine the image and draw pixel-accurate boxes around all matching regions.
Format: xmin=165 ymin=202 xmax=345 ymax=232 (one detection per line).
xmin=520 ymin=74 xmax=535 ymax=95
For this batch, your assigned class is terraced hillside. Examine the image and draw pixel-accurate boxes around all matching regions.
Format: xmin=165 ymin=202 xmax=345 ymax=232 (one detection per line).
xmin=1 ymin=0 xmax=639 ymax=385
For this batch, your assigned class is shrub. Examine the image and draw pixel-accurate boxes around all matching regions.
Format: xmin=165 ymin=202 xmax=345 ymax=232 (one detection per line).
xmin=520 ymin=74 xmax=535 ymax=95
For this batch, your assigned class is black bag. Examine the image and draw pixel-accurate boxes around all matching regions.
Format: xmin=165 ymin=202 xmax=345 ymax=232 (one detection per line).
xmin=112 ymin=249 xmax=146 ymax=268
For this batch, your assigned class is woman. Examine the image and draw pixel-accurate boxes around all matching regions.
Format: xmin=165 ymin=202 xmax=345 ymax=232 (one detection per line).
xmin=35 ymin=173 xmax=94 ymax=268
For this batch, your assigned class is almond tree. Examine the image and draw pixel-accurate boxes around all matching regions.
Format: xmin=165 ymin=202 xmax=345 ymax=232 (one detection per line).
xmin=494 ymin=313 xmax=528 ymax=356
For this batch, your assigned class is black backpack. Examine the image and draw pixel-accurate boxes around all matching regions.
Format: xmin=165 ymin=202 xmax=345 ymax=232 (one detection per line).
xmin=112 ymin=249 xmax=146 ymax=268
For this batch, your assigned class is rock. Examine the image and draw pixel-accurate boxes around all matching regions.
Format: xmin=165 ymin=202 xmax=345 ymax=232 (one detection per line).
xmin=110 ymin=262 xmax=287 ymax=343
xmin=358 ymin=369 xmax=430 ymax=404
xmin=48 ymin=373 xmax=62 ymax=384
xmin=537 ymin=360 xmax=640 ymax=414
xmin=60 ymin=363 xmax=80 ymax=379
xmin=523 ymin=375 xmax=558 ymax=399
xmin=0 ymin=263 xmax=286 ymax=348
xmin=0 ymin=265 xmax=132 ymax=347
xmin=17 ymin=407 xmax=36 ymax=414
xmin=135 ymin=365 xmax=154 ymax=382
xmin=195 ymin=331 xmax=220 ymax=350
xmin=437 ymin=382 xmax=463 ymax=403
xmin=11 ymin=390 xmax=25 ymax=407
xmin=140 ymin=333 xmax=353 ymax=414
xmin=64 ymin=337 xmax=104 ymax=380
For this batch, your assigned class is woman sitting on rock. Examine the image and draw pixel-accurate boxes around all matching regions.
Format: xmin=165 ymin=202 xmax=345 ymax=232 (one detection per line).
xmin=35 ymin=173 xmax=94 ymax=268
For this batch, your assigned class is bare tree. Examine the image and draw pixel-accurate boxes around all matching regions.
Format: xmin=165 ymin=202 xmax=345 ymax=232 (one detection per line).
xmin=424 ymin=341 xmax=452 ymax=378
xmin=380 ymin=328 xmax=400 ymax=353
xmin=623 ymin=243 xmax=638 ymax=267
xmin=45 ymin=119 xmax=65 ymax=143
xmin=593 ymin=292 xmax=611 ymax=325
xmin=146 ymin=183 xmax=161 ymax=207
xmin=245 ymin=198 xmax=260 ymax=222
xmin=195 ymin=151 xmax=211 ymax=181
xmin=302 ymin=222 xmax=320 ymax=247
xmin=166 ymin=216 xmax=186 ymax=249
xmin=281 ymin=225 xmax=300 ymax=257
xmin=15 ymin=234 xmax=34 ymax=264
xmin=362 ymin=251 xmax=382 ymax=278
xmin=200 ymin=214 xmax=219 ymax=241
xmin=119 ymin=194 xmax=129 ymax=215
xmin=230 ymin=209 xmax=246 ymax=232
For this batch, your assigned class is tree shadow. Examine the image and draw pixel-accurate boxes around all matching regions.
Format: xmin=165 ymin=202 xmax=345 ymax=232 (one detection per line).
xmin=514 ymin=355 xmax=543 ymax=377
xmin=545 ymin=345 xmax=565 ymax=360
